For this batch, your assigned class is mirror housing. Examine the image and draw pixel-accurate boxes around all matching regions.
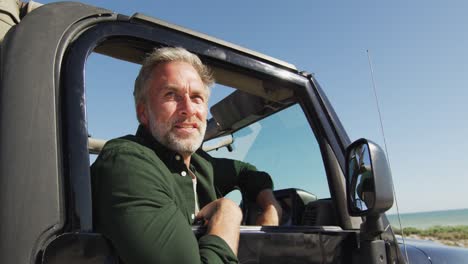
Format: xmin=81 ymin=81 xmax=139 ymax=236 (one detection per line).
xmin=202 ymin=134 xmax=234 ymax=152
xmin=346 ymin=138 xmax=394 ymax=217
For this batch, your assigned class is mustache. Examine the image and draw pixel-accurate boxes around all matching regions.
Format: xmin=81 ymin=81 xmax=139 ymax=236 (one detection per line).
xmin=171 ymin=118 xmax=205 ymax=127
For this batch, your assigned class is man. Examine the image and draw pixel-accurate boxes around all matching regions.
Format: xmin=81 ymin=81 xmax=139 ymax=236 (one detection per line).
xmin=91 ymin=47 xmax=282 ymax=263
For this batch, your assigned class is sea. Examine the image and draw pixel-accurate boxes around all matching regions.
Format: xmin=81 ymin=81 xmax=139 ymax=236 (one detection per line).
xmin=386 ymin=208 xmax=468 ymax=229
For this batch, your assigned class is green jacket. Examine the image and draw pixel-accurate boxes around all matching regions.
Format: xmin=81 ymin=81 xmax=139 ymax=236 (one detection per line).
xmin=91 ymin=126 xmax=273 ymax=264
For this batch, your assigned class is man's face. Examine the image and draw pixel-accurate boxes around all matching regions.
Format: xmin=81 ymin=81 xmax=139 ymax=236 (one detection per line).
xmin=138 ymin=61 xmax=209 ymax=156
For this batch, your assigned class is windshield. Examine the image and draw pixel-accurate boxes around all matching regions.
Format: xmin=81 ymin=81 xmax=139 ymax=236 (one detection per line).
xmin=206 ymin=103 xmax=330 ymax=203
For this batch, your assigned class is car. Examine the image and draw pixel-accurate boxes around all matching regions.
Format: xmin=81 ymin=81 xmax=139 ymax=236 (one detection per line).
xmin=1 ymin=1 xmax=467 ymax=263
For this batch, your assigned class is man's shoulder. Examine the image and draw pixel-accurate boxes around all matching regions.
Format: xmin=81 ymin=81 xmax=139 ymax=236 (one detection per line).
xmin=101 ymin=135 xmax=135 ymax=148
xmin=194 ymin=149 xmax=257 ymax=172
xmin=94 ymin=135 xmax=157 ymax=165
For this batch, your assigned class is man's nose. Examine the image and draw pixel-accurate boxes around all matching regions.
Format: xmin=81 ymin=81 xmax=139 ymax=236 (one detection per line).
xmin=178 ymin=94 xmax=195 ymax=116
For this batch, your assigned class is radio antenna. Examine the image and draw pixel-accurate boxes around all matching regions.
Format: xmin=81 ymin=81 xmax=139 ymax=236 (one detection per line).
xmin=366 ymin=49 xmax=409 ymax=264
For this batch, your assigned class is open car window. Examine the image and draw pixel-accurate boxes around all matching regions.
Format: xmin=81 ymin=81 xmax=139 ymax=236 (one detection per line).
xmin=86 ymin=50 xmax=330 ymax=212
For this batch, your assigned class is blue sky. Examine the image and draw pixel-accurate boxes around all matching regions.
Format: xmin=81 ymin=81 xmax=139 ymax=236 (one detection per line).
xmin=42 ymin=0 xmax=468 ymax=213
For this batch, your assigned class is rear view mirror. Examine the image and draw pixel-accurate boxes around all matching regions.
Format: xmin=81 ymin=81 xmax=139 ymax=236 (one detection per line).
xmin=346 ymin=139 xmax=394 ymax=216
xmin=202 ymin=134 xmax=234 ymax=152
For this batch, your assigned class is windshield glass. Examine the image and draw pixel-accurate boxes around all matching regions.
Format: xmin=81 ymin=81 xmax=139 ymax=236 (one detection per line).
xmin=207 ymin=103 xmax=330 ymax=202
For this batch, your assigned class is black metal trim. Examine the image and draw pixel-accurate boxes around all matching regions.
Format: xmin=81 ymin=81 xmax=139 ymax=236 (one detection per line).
xmin=310 ymin=76 xmax=351 ymax=153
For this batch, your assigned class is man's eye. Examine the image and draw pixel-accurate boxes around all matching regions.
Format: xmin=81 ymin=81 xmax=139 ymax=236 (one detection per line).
xmin=191 ymin=95 xmax=205 ymax=103
xmin=164 ymin=92 xmax=175 ymax=98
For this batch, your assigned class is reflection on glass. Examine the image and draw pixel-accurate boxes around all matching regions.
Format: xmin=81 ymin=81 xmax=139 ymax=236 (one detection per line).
xmin=348 ymin=143 xmax=375 ymax=212
xmin=210 ymin=104 xmax=330 ymax=202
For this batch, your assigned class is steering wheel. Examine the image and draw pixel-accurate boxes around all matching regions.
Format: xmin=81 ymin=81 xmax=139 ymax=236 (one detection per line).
xmin=239 ymin=196 xmax=262 ymax=225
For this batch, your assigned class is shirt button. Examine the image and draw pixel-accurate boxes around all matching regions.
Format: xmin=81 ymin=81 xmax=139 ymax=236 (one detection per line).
xmin=175 ymin=155 xmax=181 ymax=161
xmin=191 ymin=214 xmax=195 ymax=220
xmin=181 ymin=171 xmax=187 ymax=177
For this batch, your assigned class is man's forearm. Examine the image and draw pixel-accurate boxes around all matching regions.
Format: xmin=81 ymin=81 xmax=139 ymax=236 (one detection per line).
xmin=197 ymin=198 xmax=242 ymax=255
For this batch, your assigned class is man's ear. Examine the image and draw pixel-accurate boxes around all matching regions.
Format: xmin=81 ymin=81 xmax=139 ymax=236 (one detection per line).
xmin=137 ymin=102 xmax=149 ymax=127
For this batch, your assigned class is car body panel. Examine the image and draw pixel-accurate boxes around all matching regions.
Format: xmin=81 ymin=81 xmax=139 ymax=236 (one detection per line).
xmin=0 ymin=3 xmax=113 ymax=263
xmin=399 ymin=238 xmax=468 ymax=264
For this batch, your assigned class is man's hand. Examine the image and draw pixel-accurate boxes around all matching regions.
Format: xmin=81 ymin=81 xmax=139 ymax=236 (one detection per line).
xmin=196 ymin=198 xmax=242 ymax=255
xmin=255 ymin=189 xmax=282 ymax=226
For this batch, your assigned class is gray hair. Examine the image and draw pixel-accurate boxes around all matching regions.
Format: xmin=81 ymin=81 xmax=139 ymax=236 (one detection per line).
xmin=134 ymin=47 xmax=214 ymax=110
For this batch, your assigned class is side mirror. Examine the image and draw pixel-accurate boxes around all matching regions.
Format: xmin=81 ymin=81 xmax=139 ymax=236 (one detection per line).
xmin=346 ymin=138 xmax=394 ymax=216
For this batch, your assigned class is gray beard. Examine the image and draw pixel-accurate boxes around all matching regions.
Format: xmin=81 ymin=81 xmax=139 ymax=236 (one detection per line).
xmin=149 ymin=118 xmax=206 ymax=156
xmin=155 ymin=126 xmax=205 ymax=155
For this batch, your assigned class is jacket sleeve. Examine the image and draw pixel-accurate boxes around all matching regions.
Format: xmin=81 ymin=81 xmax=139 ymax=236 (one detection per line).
xmin=208 ymin=155 xmax=274 ymax=202
xmin=91 ymin=143 xmax=238 ymax=264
